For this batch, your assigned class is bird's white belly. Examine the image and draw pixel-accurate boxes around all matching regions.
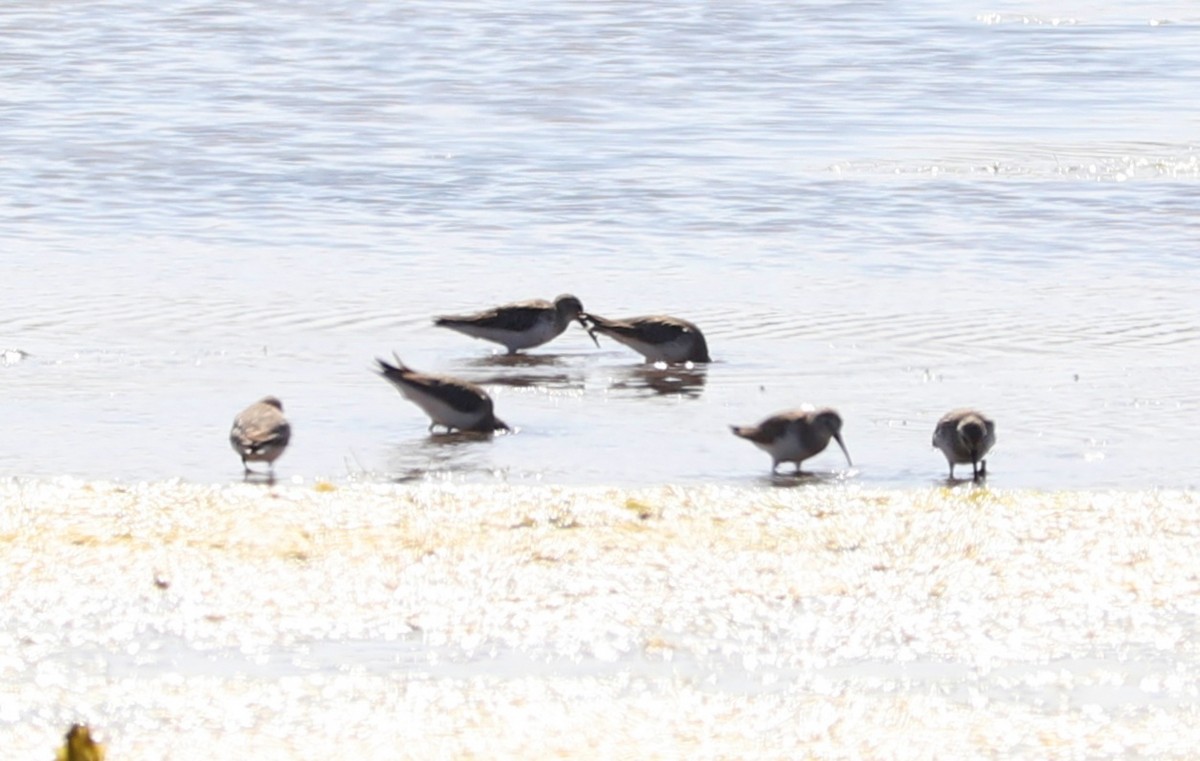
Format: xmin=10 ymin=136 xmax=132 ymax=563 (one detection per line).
xmin=613 ymin=334 xmax=689 ymax=363
xmin=754 ymin=435 xmax=805 ymax=463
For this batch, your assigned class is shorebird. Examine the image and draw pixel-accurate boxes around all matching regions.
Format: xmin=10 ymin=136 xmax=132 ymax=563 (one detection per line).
xmin=932 ymin=408 xmax=995 ymax=480
xmin=730 ymin=408 xmax=851 ymax=474
xmin=376 ymin=355 xmax=509 ymax=433
xmin=433 ymin=294 xmax=595 ymax=354
xmin=581 ymin=313 xmax=711 ymax=364
xmin=229 ymin=396 xmax=291 ymax=476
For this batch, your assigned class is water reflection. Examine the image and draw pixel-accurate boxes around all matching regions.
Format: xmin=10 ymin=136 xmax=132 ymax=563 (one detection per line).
xmin=765 ymin=469 xmax=855 ymax=488
xmin=607 ymin=364 xmax=708 ymax=398
xmin=240 ymin=471 xmax=278 ymax=487
xmin=461 ymin=353 xmax=586 ymax=391
xmin=386 ymin=431 xmax=501 ymax=483
xmin=464 ymin=353 xmax=571 ymax=369
xmin=471 ymin=372 xmax=582 ymax=391
xmin=939 ymin=475 xmax=989 ymax=489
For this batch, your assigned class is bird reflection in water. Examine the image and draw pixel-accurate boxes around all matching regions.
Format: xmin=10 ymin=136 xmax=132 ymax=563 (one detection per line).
xmin=609 ymin=362 xmax=708 ymax=398
xmin=765 ymin=469 xmax=853 ymax=488
xmin=387 ymin=430 xmax=501 ymax=483
xmin=460 ymin=353 xmax=584 ymax=392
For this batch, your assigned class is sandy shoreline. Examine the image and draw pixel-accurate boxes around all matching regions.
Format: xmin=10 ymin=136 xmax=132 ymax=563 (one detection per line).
xmin=2 ymin=479 xmax=1199 ymax=758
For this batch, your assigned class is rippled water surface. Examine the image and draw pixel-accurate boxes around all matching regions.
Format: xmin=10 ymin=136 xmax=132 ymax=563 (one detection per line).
xmin=2 ymin=0 xmax=1197 ymax=488
xmin=2 ymin=1 xmax=1200 ymax=755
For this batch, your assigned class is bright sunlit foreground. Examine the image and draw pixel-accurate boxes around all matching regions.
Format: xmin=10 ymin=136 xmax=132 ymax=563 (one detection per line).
xmin=2 ymin=479 xmax=1198 ymax=758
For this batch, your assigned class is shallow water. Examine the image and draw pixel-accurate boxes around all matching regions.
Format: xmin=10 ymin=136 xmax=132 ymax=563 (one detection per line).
xmin=2 ymin=0 xmax=1199 ymax=488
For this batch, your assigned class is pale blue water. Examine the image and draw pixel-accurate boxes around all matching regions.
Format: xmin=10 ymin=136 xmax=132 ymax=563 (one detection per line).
xmin=1 ymin=1 xmax=1199 ymax=488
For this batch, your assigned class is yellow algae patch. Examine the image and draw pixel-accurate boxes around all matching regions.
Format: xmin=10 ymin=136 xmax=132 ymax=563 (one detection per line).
xmin=622 ymin=497 xmax=658 ymax=520
xmin=55 ymin=724 xmax=104 ymax=761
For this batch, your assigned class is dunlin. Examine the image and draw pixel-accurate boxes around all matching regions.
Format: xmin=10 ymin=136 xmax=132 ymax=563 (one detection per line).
xmin=932 ymin=408 xmax=995 ymax=480
xmin=434 ymin=294 xmax=594 ymax=354
xmin=229 ymin=396 xmax=291 ymax=475
xmin=731 ymin=408 xmax=851 ymax=474
xmin=376 ymin=355 xmax=509 ymax=433
xmin=582 ymin=313 xmax=711 ymax=364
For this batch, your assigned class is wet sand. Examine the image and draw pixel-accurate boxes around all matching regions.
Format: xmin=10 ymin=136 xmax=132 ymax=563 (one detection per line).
xmin=2 ymin=479 xmax=1198 ymax=758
